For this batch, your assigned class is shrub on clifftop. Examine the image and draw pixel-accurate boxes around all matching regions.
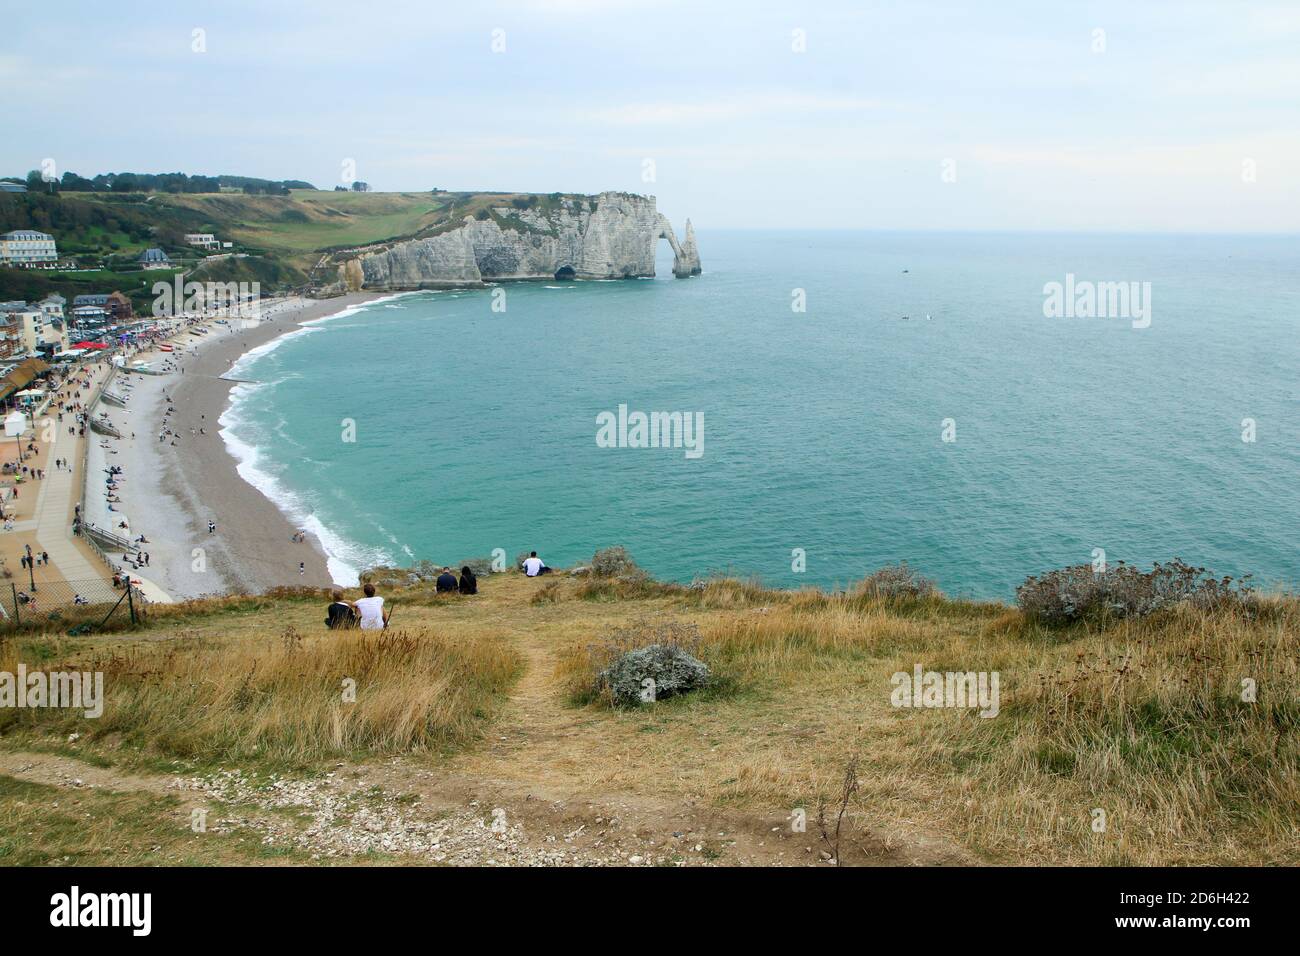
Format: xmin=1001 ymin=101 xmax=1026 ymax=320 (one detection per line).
xmin=598 ymin=644 xmax=712 ymax=708
xmin=1016 ymin=558 xmax=1256 ymax=625
xmin=855 ymin=562 xmax=937 ymax=600
xmin=590 ymin=546 xmax=642 ymax=579
xmin=564 ymin=618 xmax=713 ymax=706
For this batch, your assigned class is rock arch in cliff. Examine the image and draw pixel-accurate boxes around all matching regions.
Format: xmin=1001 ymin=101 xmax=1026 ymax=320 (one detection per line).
xmin=656 ymin=215 xmax=702 ymax=278
xmin=554 ymin=265 xmax=576 ymax=280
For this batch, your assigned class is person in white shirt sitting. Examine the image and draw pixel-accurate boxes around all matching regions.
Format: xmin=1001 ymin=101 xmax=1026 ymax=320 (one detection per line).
xmin=522 ymin=552 xmax=547 ymax=577
xmin=353 ymin=582 xmax=390 ymax=629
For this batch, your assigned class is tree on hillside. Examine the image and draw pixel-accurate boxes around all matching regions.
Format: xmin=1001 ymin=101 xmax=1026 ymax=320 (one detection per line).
xmin=17 ymin=170 xmax=302 ymax=194
xmin=59 ymin=171 xmax=96 ymax=191
xmin=25 ymin=169 xmax=55 ymax=193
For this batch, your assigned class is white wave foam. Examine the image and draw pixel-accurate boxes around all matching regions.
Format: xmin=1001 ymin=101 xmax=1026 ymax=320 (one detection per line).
xmin=218 ymin=388 xmax=394 ymax=587
xmin=218 ymin=294 xmax=413 ymax=586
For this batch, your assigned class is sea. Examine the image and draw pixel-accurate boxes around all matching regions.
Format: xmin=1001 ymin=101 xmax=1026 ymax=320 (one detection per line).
xmin=219 ymin=231 xmax=1299 ymax=600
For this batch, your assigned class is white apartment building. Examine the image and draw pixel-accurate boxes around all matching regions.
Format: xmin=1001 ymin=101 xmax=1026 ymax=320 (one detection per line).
xmin=184 ymin=233 xmax=219 ymax=250
xmin=0 ymin=230 xmax=58 ymax=267
xmin=2 ymin=305 xmax=66 ymax=353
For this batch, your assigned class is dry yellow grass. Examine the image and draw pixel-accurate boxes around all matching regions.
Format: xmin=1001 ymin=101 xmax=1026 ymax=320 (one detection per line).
xmin=548 ymin=578 xmax=1298 ymax=864
xmin=1 ymin=573 xmax=1295 ymax=865
xmin=0 ymin=623 xmax=521 ymax=764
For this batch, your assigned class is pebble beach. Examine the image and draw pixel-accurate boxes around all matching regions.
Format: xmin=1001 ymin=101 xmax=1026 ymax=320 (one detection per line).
xmin=97 ymin=292 xmax=383 ymax=599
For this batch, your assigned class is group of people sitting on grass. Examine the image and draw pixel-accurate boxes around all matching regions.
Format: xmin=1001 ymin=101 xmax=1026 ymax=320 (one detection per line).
xmin=438 ymin=565 xmax=478 ymax=594
xmin=325 ymin=583 xmax=390 ymax=630
xmin=324 ymin=553 xmax=554 ymax=630
xmin=324 ymin=565 xmax=478 ymax=630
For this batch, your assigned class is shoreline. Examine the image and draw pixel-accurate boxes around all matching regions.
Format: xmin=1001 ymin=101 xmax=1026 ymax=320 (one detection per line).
xmin=111 ymin=292 xmax=387 ymax=598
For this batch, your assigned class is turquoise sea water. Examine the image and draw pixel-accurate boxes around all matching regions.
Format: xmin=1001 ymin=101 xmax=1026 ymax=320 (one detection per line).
xmin=222 ymin=231 xmax=1299 ymax=599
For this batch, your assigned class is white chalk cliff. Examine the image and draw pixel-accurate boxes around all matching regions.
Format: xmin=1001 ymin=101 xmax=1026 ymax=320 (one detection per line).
xmin=322 ymin=192 xmax=700 ymax=292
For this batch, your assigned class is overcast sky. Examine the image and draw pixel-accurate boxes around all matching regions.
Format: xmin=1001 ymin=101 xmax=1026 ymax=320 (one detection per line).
xmin=3 ymin=0 xmax=1297 ymax=230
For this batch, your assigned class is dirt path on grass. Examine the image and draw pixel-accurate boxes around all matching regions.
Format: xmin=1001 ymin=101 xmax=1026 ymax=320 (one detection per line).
xmin=0 ymin=747 xmax=807 ymax=865
xmin=0 ymin=744 xmax=963 ymax=867
xmin=351 ymin=620 xmax=968 ymax=866
xmin=0 ymin=751 xmax=170 ymax=796
xmin=0 ymin=609 xmax=972 ymax=866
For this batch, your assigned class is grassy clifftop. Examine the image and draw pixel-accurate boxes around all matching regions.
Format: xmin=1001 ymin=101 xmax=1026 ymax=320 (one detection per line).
xmin=155 ymin=190 xmax=449 ymax=261
xmin=0 ymin=567 xmax=1294 ymax=867
xmin=0 ymin=189 xmax=601 ymax=304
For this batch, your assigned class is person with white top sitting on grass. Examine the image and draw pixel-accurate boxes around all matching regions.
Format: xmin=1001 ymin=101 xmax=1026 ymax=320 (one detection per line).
xmin=522 ymin=551 xmax=548 ymax=577
xmin=353 ymin=582 xmax=391 ymax=630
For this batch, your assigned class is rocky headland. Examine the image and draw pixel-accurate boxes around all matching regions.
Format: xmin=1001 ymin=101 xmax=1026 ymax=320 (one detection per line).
xmin=317 ymin=191 xmax=700 ymax=292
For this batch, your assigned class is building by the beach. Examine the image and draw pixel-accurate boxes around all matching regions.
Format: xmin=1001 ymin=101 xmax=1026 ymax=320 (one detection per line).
xmin=0 ymin=301 xmax=69 ymax=355
xmin=38 ymin=293 xmax=65 ymax=319
xmin=0 ymin=356 xmax=54 ymax=406
xmin=184 ymin=233 xmax=219 ymax=250
xmin=0 ymin=229 xmax=58 ymax=268
xmin=70 ymin=305 xmax=109 ymax=328
xmin=71 ymin=292 xmax=133 ymax=323
xmin=0 ymin=316 xmax=20 ymax=361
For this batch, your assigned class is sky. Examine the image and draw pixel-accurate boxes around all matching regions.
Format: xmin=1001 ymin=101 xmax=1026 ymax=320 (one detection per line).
xmin=3 ymin=0 xmax=1298 ymax=231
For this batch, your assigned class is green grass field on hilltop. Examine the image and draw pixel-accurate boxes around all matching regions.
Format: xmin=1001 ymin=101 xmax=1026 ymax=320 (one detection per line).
xmin=152 ymin=190 xmax=448 ymax=260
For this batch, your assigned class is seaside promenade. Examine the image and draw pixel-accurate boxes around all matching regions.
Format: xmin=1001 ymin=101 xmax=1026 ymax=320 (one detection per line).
xmin=1 ymin=363 xmax=111 ymax=594
xmin=33 ymin=377 xmax=105 ymax=583
xmin=3 ymin=295 xmax=367 ymax=609
xmin=0 ymin=359 xmax=170 ymax=607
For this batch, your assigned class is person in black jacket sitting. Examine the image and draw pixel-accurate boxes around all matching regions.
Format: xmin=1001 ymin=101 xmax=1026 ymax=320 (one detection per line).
xmin=435 ymin=567 xmax=459 ymax=593
xmin=458 ymin=565 xmax=478 ymax=595
xmin=325 ymin=590 xmax=357 ymax=629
